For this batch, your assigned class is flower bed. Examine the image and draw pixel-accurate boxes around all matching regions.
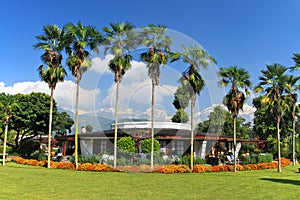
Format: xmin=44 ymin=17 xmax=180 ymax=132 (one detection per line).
xmin=11 ymin=156 xmax=291 ymax=174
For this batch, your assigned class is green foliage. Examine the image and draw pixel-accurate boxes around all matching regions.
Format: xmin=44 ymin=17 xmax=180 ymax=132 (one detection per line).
xmin=85 ymin=124 xmax=93 ymax=132
xmin=240 ymin=144 xmax=255 ymax=154
xmin=0 ymin=145 xmax=12 ymax=153
xmin=31 ymin=150 xmax=47 ymax=161
xmin=240 ymin=153 xmax=273 ymax=164
xmin=173 ymin=85 xmax=190 ymax=110
xmin=172 ymin=155 xmax=206 ymax=166
xmin=0 ymin=92 xmax=73 ymax=153
xmin=171 ymin=108 xmax=189 ymax=123
xmin=19 ymin=140 xmax=39 ymax=158
xmin=140 ymin=138 xmax=160 ymax=154
xmin=117 ymin=136 xmax=137 ymax=153
xmin=69 ymin=155 xmax=100 ymax=164
xmin=197 ymin=105 xmax=252 ymax=138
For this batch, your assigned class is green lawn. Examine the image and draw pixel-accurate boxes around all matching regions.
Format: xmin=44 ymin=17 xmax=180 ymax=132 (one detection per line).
xmin=0 ymin=162 xmax=300 ymax=200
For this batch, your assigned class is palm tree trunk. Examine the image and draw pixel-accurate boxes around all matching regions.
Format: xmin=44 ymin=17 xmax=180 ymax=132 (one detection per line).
xmin=190 ymin=97 xmax=195 ymax=171
xmin=2 ymin=122 xmax=9 ymax=166
xmin=113 ymin=82 xmax=119 ymax=168
xmin=75 ymin=81 xmax=80 ymax=170
xmin=293 ymin=115 xmax=296 ymax=166
xmin=233 ymin=116 xmax=237 ymax=173
xmin=47 ymin=87 xmax=54 ymax=169
xmin=151 ymin=81 xmax=155 ymax=170
xmin=277 ymin=116 xmax=281 ymax=173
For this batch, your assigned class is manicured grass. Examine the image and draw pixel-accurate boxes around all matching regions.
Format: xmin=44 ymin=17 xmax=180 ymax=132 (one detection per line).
xmin=1 ymin=162 xmax=300 ymax=200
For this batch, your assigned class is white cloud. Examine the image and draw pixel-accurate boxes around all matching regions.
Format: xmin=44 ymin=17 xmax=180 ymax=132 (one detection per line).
xmin=0 ymin=80 xmax=100 ymax=112
xmin=90 ymin=54 xmax=114 ymax=74
xmin=99 ymin=61 xmax=178 ymax=111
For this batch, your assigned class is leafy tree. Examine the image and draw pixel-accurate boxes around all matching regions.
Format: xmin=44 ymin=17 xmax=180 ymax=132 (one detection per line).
xmin=171 ymin=85 xmax=190 ymax=123
xmin=218 ymin=65 xmax=252 ymax=173
xmin=103 ymin=22 xmax=136 ymax=168
xmin=197 ymin=105 xmax=252 ymax=139
xmin=255 ymin=63 xmax=290 ymax=172
xmin=171 ymin=44 xmax=216 ymax=170
xmin=85 ymin=124 xmax=93 ymax=133
xmin=34 ymin=24 xmax=69 ymax=168
xmin=2 ymin=93 xmax=73 ymax=155
xmin=117 ymin=136 xmax=136 ymax=153
xmin=140 ymin=24 xmax=172 ymax=169
xmin=141 ymin=138 xmax=160 ymax=154
xmin=65 ymin=21 xmax=102 ymax=169
xmin=53 ymin=111 xmax=74 ymax=137
xmin=171 ymin=108 xmax=189 ymax=123
xmin=172 ymin=85 xmax=190 ymax=110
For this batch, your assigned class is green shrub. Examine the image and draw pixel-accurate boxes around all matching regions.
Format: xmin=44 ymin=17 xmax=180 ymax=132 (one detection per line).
xmin=31 ymin=150 xmax=47 ymax=161
xmin=69 ymin=155 xmax=100 ymax=164
xmin=141 ymin=138 xmax=160 ymax=154
xmin=117 ymin=137 xmax=136 ymax=153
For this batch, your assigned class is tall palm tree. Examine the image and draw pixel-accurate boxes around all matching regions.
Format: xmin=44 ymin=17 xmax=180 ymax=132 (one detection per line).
xmin=0 ymin=93 xmax=16 ymax=166
xmin=255 ymin=63 xmax=289 ymax=172
xmin=33 ymin=25 xmax=69 ymax=168
xmin=65 ymin=21 xmax=102 ymax=169
xmin=291 ymin=53 xmax=300 ymax=166
xmin=218 ymin=66 xmax=252 ymax=173
xmin=140 ymin=24 xmax=172 ymax=169
xmin=102 ymin=22 xmax=136 ymax=168
xmin=285 ymin=75 xmax=300 ymax=166
xmin=171 ymin=44 xmax=216 ymax=170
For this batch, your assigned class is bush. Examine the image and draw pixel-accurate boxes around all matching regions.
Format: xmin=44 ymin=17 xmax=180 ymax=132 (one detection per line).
xmin=69 ymin=155 xmax=100 ymax=164
xmin=31 ymin=150 xmax=47 ymax=161
xmin=117 ymin=137 xmax=137 ymax=153
xmin=172 ymin=155 xmax=205 ymax=166
xmin=140 ymin=138 xmax=160 ymax=154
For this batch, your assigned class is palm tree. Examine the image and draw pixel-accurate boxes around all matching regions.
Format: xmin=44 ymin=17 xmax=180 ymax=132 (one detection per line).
xmin=285 ymin=75 xmax=300 ymax=166
xmin=0 ymin=93 xmax=16 ymax=166
xmin=171 ymin=45 xmax=216 ymax=170
xmin=65 ymin=21 xmax=102 ymax=169
xmin=140 ymin=24 xmax=172 ymax=169
xmin=33 ymin=25 xmax=69 ymax=168
xmin=291 ymin=53 xmax=300 ymax=166
xmin=255 ymin=63 xmax=289 ymax=172
xmin=218 ymin=66 xmax=252 ymax=173
xmin=102 ymin=22 xmax=136 ymax=168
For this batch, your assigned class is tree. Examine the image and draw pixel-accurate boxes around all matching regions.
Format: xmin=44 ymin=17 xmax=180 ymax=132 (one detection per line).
xmin=140 ymin=24 xmax=172 ymax=169
xmin=117 ymin=136 xmax=137 ymax=153
xmin=4 ymin=93 xmax=73 ymax=155
xmin=290 ymin=55 xmax=300 ymax=165
xmin=85 ymin=124 xmax=93 ymax=133
xmin=65 ymin=21 xmax=102 ymax=169
xmin=171 ymin=109 xmax=189 ymax=123
xmin=171 ymin=85 xmax=190 ymax=123
xmin=103 ymin=22 xmax=136 ymax=168
xmin=218 ymin=65 xmax=252 ymax=173
xmin=141 ymin=138 xmax=160 ymax=154
xmin=171 ymin=44 xmax=216 ymax=170
xmin=0 ymin=93 xmax=17 ymax=166
xmin=285 ymin=75 xmax=300 ymax=166
xmin=34 ymin=25 xmax=69 ymax=168
xmin=255 ymin=63 xmax=290 ymax=172
xmin=197 ymin=106 xmax=252 ymax=139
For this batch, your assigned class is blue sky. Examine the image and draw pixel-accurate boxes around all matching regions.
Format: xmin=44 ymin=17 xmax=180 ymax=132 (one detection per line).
xmin=0 ymin=0 xmax=300 ymax=123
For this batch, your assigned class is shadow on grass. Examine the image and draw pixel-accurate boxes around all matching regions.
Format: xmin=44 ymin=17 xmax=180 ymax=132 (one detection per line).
xmin=261 ymin=178 xmax=300 ymax=186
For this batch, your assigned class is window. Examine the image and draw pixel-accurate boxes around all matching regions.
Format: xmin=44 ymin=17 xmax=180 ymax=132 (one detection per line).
xmin=176 ymin=141 xmax=184 ymax=155
xmin=100 ymin=140 xmax=107 ymax=154
xmin=160 ymin=141 xmax=167 ymax=153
